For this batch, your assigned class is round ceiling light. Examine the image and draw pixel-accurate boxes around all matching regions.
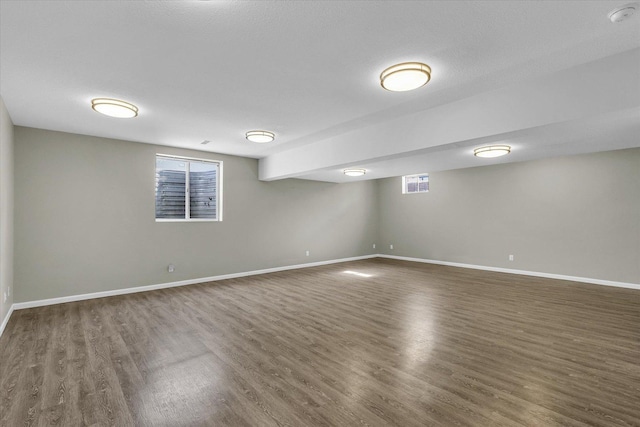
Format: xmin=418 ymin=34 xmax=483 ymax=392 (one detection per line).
xmin=246 ymin=130 xmax=275 ymax=143
xmin=608 ymin=3 xmax=637 ymax=22
xmin=474 ymin=145 xmax=511 ymax=158
xmin=380 ymin=62 xmax=431 ymax=92
xmin=91 ymin=98 xmax=138 ymax=118
xmin=344 ymin=169 xmax=366 ymax=177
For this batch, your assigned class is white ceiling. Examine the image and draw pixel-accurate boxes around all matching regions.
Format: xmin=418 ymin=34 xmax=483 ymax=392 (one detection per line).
xmin=1 ymin=0 xmax=639 ymax=182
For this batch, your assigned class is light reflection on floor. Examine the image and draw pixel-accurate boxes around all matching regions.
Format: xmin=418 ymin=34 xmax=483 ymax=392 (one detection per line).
xmin=138 ymin=353 xmax=228 ymax=425
xmin=343 ymin=270 xmax=373 ymax=278
xmin=400 ymin=294 xmax=436 ymax=370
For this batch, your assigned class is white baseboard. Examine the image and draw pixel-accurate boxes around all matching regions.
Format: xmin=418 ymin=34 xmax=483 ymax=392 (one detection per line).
xmin=0 ymin=304 xmax=15 ymax=338
xmin=11 ymin=254 xmax=378 ymax=311
xmin=377 ymin=254 xmax=640 ymax=290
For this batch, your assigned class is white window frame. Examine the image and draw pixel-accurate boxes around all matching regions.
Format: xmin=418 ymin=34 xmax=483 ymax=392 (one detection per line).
xmin=155 ymin=154 xmax=223 ymax=222
xmin=402 ymin=173 xmax=429 ymax=194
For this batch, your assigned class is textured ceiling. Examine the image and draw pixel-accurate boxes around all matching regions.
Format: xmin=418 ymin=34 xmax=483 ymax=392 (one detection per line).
xmin=1 ymin=0 xmax=639 ymax=182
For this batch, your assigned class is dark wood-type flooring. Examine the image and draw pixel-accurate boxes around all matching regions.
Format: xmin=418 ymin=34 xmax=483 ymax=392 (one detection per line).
xmin=1 ymin=258 xmax=639 ymax=426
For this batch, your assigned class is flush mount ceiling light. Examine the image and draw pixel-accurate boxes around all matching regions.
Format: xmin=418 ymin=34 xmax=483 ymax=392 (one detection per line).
xmin=608 ymin=3 xmax=637 ymax=22
xmin=344 ymin=168 xmax=366 ymax=177
xmin=474 ymin=145 xmax=511 ymax=158
xmin=380 ymin=62 xmax=431 ymax=92
xmin=246 ymin=130 xmax=275 ymax=143
xmin=91 ymin=98 xmax=138 ymax=118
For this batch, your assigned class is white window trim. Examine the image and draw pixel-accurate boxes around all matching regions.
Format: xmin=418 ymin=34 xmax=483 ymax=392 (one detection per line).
xmin=402 ymin=173 xmax=429 ymax=194
xmin=155 ymin=153 xmax=223 ymax=222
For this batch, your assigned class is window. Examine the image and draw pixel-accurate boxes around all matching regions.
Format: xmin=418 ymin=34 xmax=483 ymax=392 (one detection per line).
xmin=155 ymin=154 xmax=222 ymax=221
xmin=402 ymin=173 xmax=429 ymax=194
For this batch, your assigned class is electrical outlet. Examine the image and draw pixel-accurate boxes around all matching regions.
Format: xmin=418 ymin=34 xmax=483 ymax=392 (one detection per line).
xmin=390 ymin=244 xmax=394 ymax=250
xmin=509 ymin=254 xmax=514 ymax=261
xmin=168 ymin=264 xmax=175 ymax=273
xmin=373 ymin=243 xmax=376 ymax=249
xmin=3 ymin=292 xmax=6 ymax=303
xmin=305 ymin=250 xmax=310 ymax=257
xmin=7 ymin=287 xmax=10 ymax=297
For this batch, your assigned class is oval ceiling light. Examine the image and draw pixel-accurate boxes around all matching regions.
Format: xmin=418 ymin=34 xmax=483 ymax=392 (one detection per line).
xmin=380 ymin=62 xmax=431 ymax=92
xmin=608 ymin=3 xmax=637 ymax=22
xmin=246 ymin=130 xmax=275 ymax=143
xmin=344 ymin=169 xmax=366 ymax=177
xmin=474 ymin=145 xmax=511 ymax=158
xmin=91 ymin=98 xmax=138 ymax=118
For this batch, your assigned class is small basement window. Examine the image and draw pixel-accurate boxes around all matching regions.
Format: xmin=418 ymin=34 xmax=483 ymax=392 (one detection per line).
xmin=155 ymin=154 xmax=222 ymax=221
xmin=402 ymin=173 xmax=429 ymax=194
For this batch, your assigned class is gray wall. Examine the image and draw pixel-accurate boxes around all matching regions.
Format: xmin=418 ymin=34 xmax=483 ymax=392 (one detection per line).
xmin=11 ymin=126 xmax=640 ymax=305
xmin=14 ymin=127 xmax=379 ymax=302
xmin=0 ymin=97 xmax=14 ymax=325
xmin=378 ymin=148 xmax=640 ymax=284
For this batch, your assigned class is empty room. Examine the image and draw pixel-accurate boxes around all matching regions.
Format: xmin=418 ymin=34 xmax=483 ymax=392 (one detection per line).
xmin=1 ymin=1 xmax=639 ymax=426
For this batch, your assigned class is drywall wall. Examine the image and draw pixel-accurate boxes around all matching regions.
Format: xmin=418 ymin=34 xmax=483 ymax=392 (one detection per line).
xmin=12 ymin=125 xmax=639 ymax=305
xmin=0 ymin=97 xmax=15 ymax=327
xmin=14 ymin=127 xmax=378 ymax=302
xmin=378 ymin=148 xmax=640 ymax=284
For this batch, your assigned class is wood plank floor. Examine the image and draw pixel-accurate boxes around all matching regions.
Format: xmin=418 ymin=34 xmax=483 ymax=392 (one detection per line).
xmin=1 ymin=258 xmax=639 ymax=426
